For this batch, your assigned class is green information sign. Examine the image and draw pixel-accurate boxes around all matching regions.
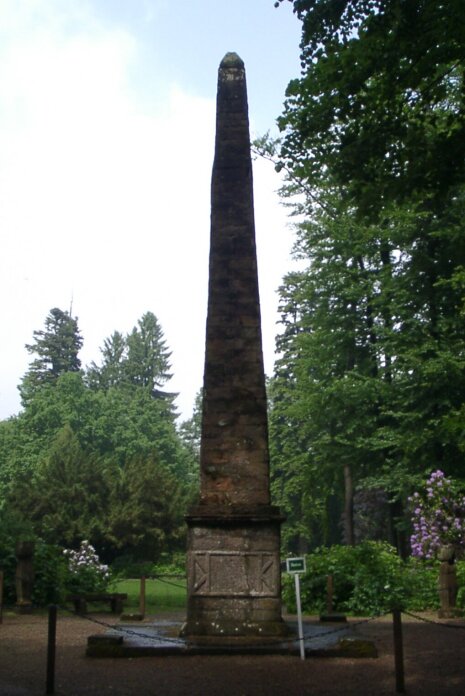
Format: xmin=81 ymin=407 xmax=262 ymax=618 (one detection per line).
xmin=286 ymin=557 xmax=306 ymax=574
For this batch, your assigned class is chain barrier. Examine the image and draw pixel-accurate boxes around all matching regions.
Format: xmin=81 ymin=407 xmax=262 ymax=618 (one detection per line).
xmin=54 ymin=600 xmax=389 ymax=651
xmin=57 ymin=603 xmax=187 ymax=646
xmin=148 ymin=575 xmax=187 ymax=590
xmin=402 ymin=609 xmax=465 ymax=630
xmin=8 ymin=572 xmax=465 ymax=645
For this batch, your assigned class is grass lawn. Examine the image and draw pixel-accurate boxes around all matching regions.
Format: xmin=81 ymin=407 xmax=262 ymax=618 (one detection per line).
xmin=111 ymin=576 xmax=187 ymax=612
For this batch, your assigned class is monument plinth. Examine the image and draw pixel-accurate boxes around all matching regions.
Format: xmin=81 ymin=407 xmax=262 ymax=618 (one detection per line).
xmin=182 ymin=53 xmax=286 ymax=637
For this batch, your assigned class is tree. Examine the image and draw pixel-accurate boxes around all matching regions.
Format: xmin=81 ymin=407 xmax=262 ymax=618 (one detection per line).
xmin=0 ymin=307 xmax=196 ymax=564
xmin=106 ymin=453 xmax=186 ymax=562
xmin=86 ymin=331 xmax=126 ymax=391
xmin=87 ymin=312 xmax=174 ymax=399
xmin=275 ymin=0 xmax=465 ymax=214
xmin=19 ymin=308 xmax=83 ymax=405
xmin=266 ymin=0 xmax=465 ymax=551
xmin=177 ymin=389 xmax=203 ymax=487
xmin=11 ymin=424 xmax=112 ymax=549
xmin=124 ymin=312 xmax=172 ymax=395
xmin=91 ymin=385 xmax=187 ymax=478
xmin=269 ymin=207 xmax=388 ymax=549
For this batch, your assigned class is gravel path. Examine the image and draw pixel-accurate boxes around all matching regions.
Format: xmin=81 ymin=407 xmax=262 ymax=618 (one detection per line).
xmin=0 ymin=610 xmax=464 ymax=695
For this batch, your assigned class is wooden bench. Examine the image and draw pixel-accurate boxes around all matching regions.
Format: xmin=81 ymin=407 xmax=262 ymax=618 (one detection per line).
xmin=66 ymin=592 xmax=127 ymax=615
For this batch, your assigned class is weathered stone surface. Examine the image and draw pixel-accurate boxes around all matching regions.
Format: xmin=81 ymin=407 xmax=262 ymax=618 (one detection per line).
xmin=199 ymin=52 xmax=268 ymax=508
xmin=183 ymin=52 xmax=284 ymax=637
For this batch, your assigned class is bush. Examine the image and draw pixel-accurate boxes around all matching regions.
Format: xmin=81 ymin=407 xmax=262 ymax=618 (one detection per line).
xmin=32 ymin=542 xmax=68 ymax=606
xmin=409 ymin=470 xmax=465 ymax=559
xmin=110 ymin=552 xmax=186 ymax=580
xmin=152 ymin=552 xmax=185 ymax=577
xmin=110 ymin=555 xmax=154 ymax=580
xmin=283 ymin=541 xmax=442 ymax=616
xmin=402 ymin=558 xmax=439 ymax=611
xmin=63 ymin=540 xmax=110 ymax=593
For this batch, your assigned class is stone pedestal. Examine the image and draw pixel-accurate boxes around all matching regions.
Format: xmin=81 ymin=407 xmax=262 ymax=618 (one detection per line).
xmin=183 ymin=507 xmax=286 ymax=636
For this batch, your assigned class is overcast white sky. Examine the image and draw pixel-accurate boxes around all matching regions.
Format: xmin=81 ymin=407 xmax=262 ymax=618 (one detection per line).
xmin=0 ymin=0 xmax=302 ymax=422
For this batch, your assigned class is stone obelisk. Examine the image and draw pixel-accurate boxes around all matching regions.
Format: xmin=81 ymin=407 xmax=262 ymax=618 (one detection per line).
xmin=183 ymin=53 xmax=285 ymax=637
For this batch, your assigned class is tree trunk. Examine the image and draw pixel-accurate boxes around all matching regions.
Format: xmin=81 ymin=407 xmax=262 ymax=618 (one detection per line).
xmin=388 ymin=499 xmax=408 ymax=558
xmin=343 ymin=463 xmax=355 ymax=545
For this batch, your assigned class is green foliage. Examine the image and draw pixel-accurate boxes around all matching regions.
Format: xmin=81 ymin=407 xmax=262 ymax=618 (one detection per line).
xmin=0 ymin=309 xmax=196 ymax=570
xmin=110 ymin=552 xmax=186 ymax=579
xmin=177 ymin=389 xmax=202 ymax=488
xmin=402 ymin=558 xmax=440 ymax=613
xmin=20 ymin=308 xmax=83 ymax=405
xmin=87 ymin=311 xmax=172 ymax=398
xmin=265 ymin=0 xmax=465 ymax=551
xmin=106 ymin=453 xmax=186 ymax=562
xmin=152 ymin=552 xmax=186 ymax=577
xmin=11 ymin=424 xmax=112 ymax=549
xmin=277 ymin=0 xmax=465 ymax=212
xmin=0 ymin=510 xmax=34 ymax=604
xmin=32 ymin=542 xmax=68 ymax=606
xmin=110 ymin=556 xmax=156 ymax=580
xmin=283 ymin=542 xmax=440 ymax=616
xmin=0 ymin=517 xmax=68 ymax=606
xmin=111 ymin=577 xmax=186 ymax=611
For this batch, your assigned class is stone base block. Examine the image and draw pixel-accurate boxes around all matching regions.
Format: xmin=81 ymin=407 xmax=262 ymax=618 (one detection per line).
xmin=181 ymin=596 xmax=288 ymax=637
xmin=183 ymin=509 xmax=285 ymax=637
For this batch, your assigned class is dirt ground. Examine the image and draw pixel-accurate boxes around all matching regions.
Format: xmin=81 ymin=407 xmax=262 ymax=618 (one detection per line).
xmin=0 ymin=609 xmax=464 ymax=695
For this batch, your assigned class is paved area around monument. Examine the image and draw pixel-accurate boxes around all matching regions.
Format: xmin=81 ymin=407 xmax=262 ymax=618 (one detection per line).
xmin=86 ymin=616 xmax=375 ymax=657
xmin=1 ymin=610 xmax=465 ymax=695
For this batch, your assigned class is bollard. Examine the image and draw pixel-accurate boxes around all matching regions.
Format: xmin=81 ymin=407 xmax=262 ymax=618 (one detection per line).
xmin=392 ymin=608 xmax=405 ymax=693
xmin=139 ymin=576 xmax=146 ymax=617
xmin=0 ymin=570 xmax=3 ymax=624
xmin=46 ymin=604 xmax=57 ymax=695
xmin=326 ymin=574 xmax=334 ymax=614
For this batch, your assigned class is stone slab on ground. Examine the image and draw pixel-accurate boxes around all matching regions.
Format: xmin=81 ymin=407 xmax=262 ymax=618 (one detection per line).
xmin=86 ymin=618 xmax=377 ymax=658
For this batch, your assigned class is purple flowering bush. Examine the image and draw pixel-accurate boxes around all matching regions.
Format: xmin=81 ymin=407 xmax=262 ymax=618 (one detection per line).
xmin=409 ymin=470 xmax=465 ymax=560
xmin=64 ymin=540 xmax=110 ymax=593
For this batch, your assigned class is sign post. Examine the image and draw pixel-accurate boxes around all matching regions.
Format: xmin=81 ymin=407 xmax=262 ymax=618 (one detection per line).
xmin=286 ymin=557 xmax=306 ymax=660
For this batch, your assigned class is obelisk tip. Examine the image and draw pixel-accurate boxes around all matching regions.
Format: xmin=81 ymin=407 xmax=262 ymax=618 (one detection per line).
xmin=220 ymin=52 xmax=244 ymax=69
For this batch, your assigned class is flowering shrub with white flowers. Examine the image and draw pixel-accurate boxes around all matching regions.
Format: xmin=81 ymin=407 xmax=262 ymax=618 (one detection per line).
xmin=409 ymin=470 xmax=465 ymax=560
xmin=63 ymin=540 xmax=110 ymax=593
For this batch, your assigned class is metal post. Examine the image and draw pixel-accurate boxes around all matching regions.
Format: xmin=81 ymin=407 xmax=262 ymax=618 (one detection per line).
xmin=139 ymin=576 xmax=146 ymax=617
xmin=46 ymin=604 xmax=57 ymax=695
xmin=294 ymin=573 xmax=305 ymax=660
xmin=326 ymin=574 xmax=334 ymax=614
xmin=392 ymin=608 xmax=405 ymax=693
xmin=0 ymin=570 xmax=4 ymax=624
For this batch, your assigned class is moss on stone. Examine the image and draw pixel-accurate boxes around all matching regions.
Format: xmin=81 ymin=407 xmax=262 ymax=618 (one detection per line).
xmin=220 ymin=52 xmax=244 ymax=69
